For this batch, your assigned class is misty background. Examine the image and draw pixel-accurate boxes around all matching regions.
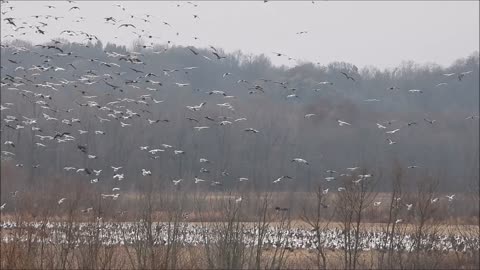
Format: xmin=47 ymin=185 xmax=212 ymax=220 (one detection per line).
xmin=0 ymin=1 xmax=479 ymax=194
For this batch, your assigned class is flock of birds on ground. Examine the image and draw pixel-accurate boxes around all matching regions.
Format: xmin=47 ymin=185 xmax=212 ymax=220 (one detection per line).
xmin=1 ymin=221 xmax=478 ymax=253
xmin=0 ymin=0 xmax=478 ymax=228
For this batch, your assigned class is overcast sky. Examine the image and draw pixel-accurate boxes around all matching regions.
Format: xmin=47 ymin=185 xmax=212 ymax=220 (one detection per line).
xmin=1 ymin=1 xmax=479 ymax=69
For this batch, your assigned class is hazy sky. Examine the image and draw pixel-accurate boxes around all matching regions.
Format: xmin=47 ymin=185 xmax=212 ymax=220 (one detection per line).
xmin=1 ymin=1 xmax=479 ymax=69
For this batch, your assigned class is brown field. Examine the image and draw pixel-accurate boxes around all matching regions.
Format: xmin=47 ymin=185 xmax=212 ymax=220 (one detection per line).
xmin=1 ymin=176 xmax=479 ymax=269
xmin=1 ymin=242 xmax=478 ymax=270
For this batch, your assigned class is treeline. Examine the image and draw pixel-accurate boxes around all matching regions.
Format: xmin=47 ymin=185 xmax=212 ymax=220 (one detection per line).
xmin=0 ymin=39 xmax=479 ymax=193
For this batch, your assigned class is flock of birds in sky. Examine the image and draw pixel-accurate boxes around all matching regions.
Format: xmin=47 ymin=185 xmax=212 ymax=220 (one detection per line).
xmin=0 ymin=1 xmax=478 ymax=215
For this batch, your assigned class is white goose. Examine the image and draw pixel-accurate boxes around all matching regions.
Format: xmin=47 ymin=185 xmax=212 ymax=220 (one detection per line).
xmin=142 ymin=169 xmax=152 ymax=176
xmin=292 ymin=158 xmax=309 ymax=165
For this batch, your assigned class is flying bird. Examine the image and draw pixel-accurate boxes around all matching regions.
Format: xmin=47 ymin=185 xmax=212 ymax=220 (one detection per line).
xmin=386 ymin=129 xmax=400 ymax=134
xmin=337 ymin=120 xmax=351 ymax=126
xmin=340 ymin=72 xmax=355 ymax=81
xmin=292 ymin=158 xmax=309 ymax=165
xmin=118 ymin=23 xmax=136 ymax=28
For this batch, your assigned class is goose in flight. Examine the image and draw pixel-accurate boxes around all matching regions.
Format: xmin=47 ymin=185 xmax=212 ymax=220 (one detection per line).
xmin=337 ymin=120 xmax=351 ymax=126
xmin=338 ymin=187 xmax=346 ymax=192
xmin=212 ymin=51 xmax=226 ymax=59
xmin=245 ymin=128 xmax=259 ymax=133
xmin=112 ymin=173 xmax=124 ymax=181
xmin=446 ymin=194 xmax=455 ymax=201
xmin=194 ymin=126 xmax=209 ymax=131
xmin=188 ymin=47 xmax=199 ymax=55
xmin=317 ymin=81 xmax=333 ymax=85
xmin=149 ymin=149 xmax=165 ymax=154
xmin=175 ymin=83 xmax=190 ymax=87
xmin=395 ymin=219 xmax=402 ymax=224
xmin=147 ymin=119 xmax=161 ymax=124
xmin=96 ymin=115 xmax=111 ymax=122
xmin=187 ymin=102 xmax=206 ymax=111
xmin=292 ymin=158 xmax=309 ymax=165
xmin=172 ymin=179 xmax=183 ymax=185
xmin=101 ymin=194 xmax=120 ymax=200
xmin=273 ymin=175 xmax=292 ymax=183
xmin=217 ymin=102 xmax=232 ymax=108
xmin=182 ymin=117 xmax=198 ymax=124
xmin=406 ymin=203 xmax=413 ymax=211
xmin=199 ymin=158 xmax=210 ymax=163
xmin=58 ymin=198 xmax=67 ymax=205
xmin=194 ymin=177 xmax=206 ymax=184
xmin=239 ymin=177 xmax=249 ymax=182
xmin=373 ymin=201 xmax=382 ymax=206
xmin=424 ymin=118 xmax=436 ymax=125
xmin=111 ymin=166 xmax=122 ymax=172
xmin=248 ymin=85 xmax=265 ymax=93
xmin=386 ymin=128 xmax=400 ymax=134
xmin=1 ymin=151 xmax=15 ymax=156
xmin=435 ymin=82 xmax=448 ymax=87
xmin=387 ymin=138 xmax=396 ymax=145
xmin=466 ymin=115 xmax=479 ymax=120
xmin=3 ymin=141 xmax=15 ymax=147
xmin=408 ymin=89 xmax=423 ymax=93
xmin=104 ymin=16 xmax=116 ymax=22
xmin=118 ymin=23 xmax=136 ymax=28
xmin=142 ymin=169 xmax=152 ymax=176
xmin=376 ymin=123 xmax=387 ymax=129
xmin=458 ymin=71 xmax=472 ymax=81
xmin=340 ymin=72 xmax=355 ymax=81
xmin=304 ymin=113 xmax=315 ymax=118
xmin=352 ymin=179 xmax=362 ymax=184
xmin=219 ymin=121 xmax=232 ymax=126
xmin=36 ymin=135 xmax=54 ymax=141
